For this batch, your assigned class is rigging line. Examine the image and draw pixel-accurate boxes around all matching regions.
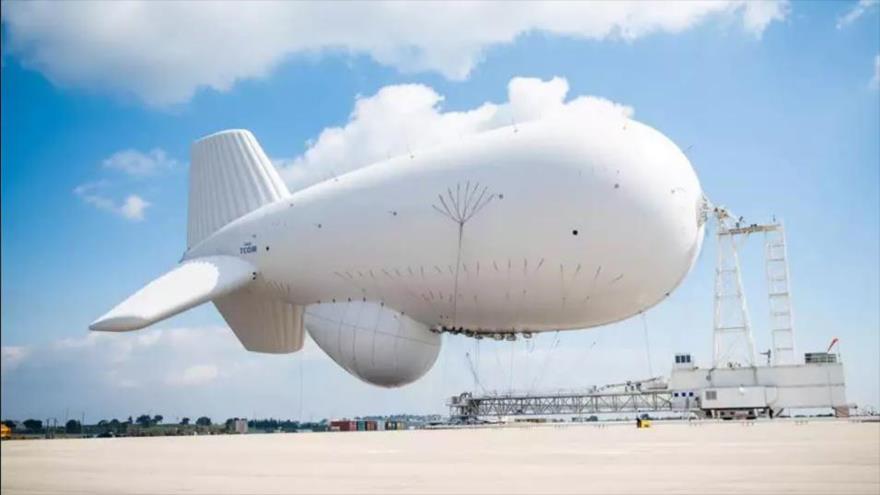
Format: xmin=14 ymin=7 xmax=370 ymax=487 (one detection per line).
xmin=641 ymin=312 xmax=654 ymax=378
xmin=447 ymin=187 xmax=459 ymax=220
xmin=298 ymin=352 xmax=304 ymax=422
xmin=509 ymin=338 xmax=515 ymax=393
xmin=437 ymin=194 xmax=455 ymax=220
xmin=493 ymin=341 xmax=506 ymax=392
xmin=465 ymin=352 xmax=487 ymax=394
xmin=466 ymin=182 xmax=484 ymax=219
xmin=432 ymin=203 xmax=455 ymax=222
xmin=467 ymin=188 xmax=493 ymax=222
xmin=547 ymin=339 xmax=597 ymax=389
xmin=451 ymin=222 xmax=464 ymax=326
xmin=455 ymin=183 xmax=462 ymax=219
xmin=528 ymin=330 xmax=561 ymax=394
xmin=462 ymin=180 xmax=473 ymax=214
xmin=465 ymin=181 xmax=479 ymax=212
xmin=447 ymin=187 xmax=462 ymax=221
xmin=474 ymin=339 xmax=481 ymax=393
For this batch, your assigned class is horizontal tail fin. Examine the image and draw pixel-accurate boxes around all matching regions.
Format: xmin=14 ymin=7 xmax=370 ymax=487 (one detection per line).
xmin=187 ymin=129 xmax=289 ymax=249
xmin=89 ymin=256 xmax=256 ymax=332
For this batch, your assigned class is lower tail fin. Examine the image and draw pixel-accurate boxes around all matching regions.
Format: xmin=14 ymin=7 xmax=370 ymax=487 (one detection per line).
xmin=187 ymin=129 xmax=289 ymax=249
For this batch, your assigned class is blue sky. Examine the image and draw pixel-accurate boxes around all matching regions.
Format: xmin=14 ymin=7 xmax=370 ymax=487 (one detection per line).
xmin=1 ymin=1 xmax=878 ymax=422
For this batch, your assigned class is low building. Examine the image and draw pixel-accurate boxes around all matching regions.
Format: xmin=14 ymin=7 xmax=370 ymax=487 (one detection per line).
xmin=232 ymin=418 xmax=248 ymax=434
xmin=668 ymin=352 xmax=847 ymax=418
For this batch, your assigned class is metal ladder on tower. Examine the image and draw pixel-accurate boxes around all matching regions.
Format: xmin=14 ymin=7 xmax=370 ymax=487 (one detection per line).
xmin=764 ymin=223 xmax=796 ymax=365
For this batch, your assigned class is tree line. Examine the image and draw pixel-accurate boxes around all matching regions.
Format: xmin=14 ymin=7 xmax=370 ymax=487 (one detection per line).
xmin=2 ymin=416 xmax=327 ymax=435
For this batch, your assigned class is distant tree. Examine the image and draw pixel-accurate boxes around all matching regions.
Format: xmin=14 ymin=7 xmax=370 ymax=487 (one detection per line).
xmin=153 ymin=415 xmax=163 ymax=425
xmin=127 ymin=416 xmax=133 ymax=424
xmin=224 ymin=418 xmax=236 ymax=430
xmin=180 ymin=417 xmax=190 ymax=425
xmin=97 ymin=419 xmax=109 ymax=428
xmin=65 ymin=419 xmax=82 ymax=434
xmin=2 ymin=419 xmax=16 ymax=429
xmin=106 ymin=419 xmax=122 ymax=434
xmin=136 ymin=414 xmax=152 ymax=427
xmin=23 ymin=419 xmax=42 ymax=433
xmin=196 ymin=416 xmax=211 ymax=426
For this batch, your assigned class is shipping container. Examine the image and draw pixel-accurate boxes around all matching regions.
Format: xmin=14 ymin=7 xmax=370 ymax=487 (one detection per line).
xmin=330 ymin=420 xmax=356 ymax=432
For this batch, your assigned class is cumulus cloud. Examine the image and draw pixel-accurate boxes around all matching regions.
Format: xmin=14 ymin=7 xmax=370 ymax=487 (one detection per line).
xmin=1 ymin=346 xmax=29 ymax=373
xmin=281 ymin=76 xmax=632 ymax=191
xmin=73 ymin=181 xmax=151 ymax=222
xmin=0 ymin=319 xmax=680 ymax=421
xmin=74 ymin=147 xmax=178 ymax=221
xmin=103 ymin=148 xmax=177 ymax=177
xmin=167 ymin=364 xmax=219 ymax=387
xmin=1 ymin=1 xmax=789 ymax=105
xmin=836 ymin=0 xmax=878 ymax=29
xmin=118 ymin=195 xmax=150 ymax=221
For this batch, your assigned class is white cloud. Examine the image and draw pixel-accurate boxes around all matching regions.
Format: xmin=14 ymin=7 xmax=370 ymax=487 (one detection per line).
xmin=103 ymin=148 xmax=177 ymax=177
xmin=740 ymin=1 xmax=791 ymax=35
xmin=74 ymin=148 xmax=175 ymax=221
xmin=836 ymin=0 xmax=878 ymax=29
xmin=119 ymin=195 xmax=150 ymax=221
xmin=1 ymin=1 xmax=789 ymax=105
xmin=281 ymin=76 xmax=633 ymax=191
xmin=872 ymin=54 xmax=880 ymax=89
xmin=166 ymin=364 xmax=219 ymax=387
xmin=1 ymin=346 xmax=29 ymax=373
xmin=0 ymin=322 xmax=662 ymax=421
xmin=73 ymin=181 xmax=151 ymax=222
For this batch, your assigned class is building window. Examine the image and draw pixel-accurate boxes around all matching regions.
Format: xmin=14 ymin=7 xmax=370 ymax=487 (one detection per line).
xmin=706 ymin=390 xmax=717 ymax=400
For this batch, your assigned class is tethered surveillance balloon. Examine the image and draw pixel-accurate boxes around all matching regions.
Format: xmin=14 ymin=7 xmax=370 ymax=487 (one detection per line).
xmin=91 ymin=112 xmax=706 ymax=387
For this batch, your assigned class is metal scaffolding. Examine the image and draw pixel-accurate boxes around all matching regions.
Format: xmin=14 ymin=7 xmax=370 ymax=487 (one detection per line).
xmin=712 ymin=208 xmax=757 ymax=368
xmin=447 ymin=389 xmax=676 ymax=422
xmin=711 ymin=207 xmax=797 ymax=368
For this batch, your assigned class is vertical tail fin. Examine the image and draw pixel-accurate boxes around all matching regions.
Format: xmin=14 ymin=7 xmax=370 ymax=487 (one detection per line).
xmin=187 ymin=129 xmax=289 ymax=249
